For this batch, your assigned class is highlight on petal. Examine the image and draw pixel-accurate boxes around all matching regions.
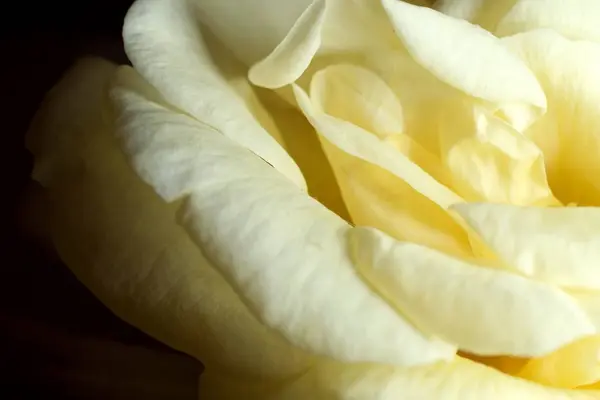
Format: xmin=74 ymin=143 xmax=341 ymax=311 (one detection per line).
xmin=453 ymin=203 xmax=600 ymax=290
xmin=26 ymin=58 xmax=312 ymax=379
xmin=496 ymin=0 xmax=600 ymax=42
xmin=518 ymin=335 xmax=600 ymax=389
xmin=113 ymin=67 xmax=456 ymax=367
xmin=123 ymin=0 xmax=306 ymax=190
xmin=249 ymin=0 xmax=326 ymax=89
xmin=203 ymin=356 xmax=600 ymax=400
xmin=438 ymin=101 xmax=555 ymax=205
xmin=504 ymin=30 xmax=600 ymax=206
xmin=350 ymin=226 xmax=596 ymax=357
xmin=382 ymin=0 xmax=546 ymax=131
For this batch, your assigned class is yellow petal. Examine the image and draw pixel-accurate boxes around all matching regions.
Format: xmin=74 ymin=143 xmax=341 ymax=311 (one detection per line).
xmin=518 ymin=335 xmax=600 ymax=389
xmin=294 ymin=83 xmax=463 ymax=209
xmin=123 ymin=0 xmax=305 ymax=189
xmin=310 ymin=64 xmax=404 ymax=139
xmin=434 ymin=0 xmax=518 ymax=32
xmin=439 ymin=101 xmax=555 ymax=205
xmin=202 ymin=357 xmax=600 ymax=399
xmin=453 ymin=203 xmax=600 ymax=290
xmin=249 ymin=0 xmax=325 ymax=89
xmin=26 ymin=58 xmax=312 ymax=379
xmin=113 ymin=68 xmax=455 ymax=367
xmin=382 ymin=0 xmax=546 ymax=131
xmin=350 ymin=226 xmax=596 ymax=357
xmin=294 ymin=77 xmax=470 ymax=256
xmin=496 ymin=0 xmax=600 ymax=42
xmin=504 ymin=30 xmax=600 ymax=206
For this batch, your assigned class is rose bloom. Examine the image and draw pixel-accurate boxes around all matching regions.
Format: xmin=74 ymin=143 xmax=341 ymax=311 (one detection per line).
xmin=25 ymin=0 xmax=600 ymax=398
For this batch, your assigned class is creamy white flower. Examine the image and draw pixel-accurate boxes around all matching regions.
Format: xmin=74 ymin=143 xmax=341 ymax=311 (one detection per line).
xmin=26 ymin=0 xmax=600 ymax=398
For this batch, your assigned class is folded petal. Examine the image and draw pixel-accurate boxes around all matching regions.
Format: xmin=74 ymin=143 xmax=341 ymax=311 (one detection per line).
xmin=249 ymin=0 xmax=325 ymax=89
xmin=113 ymin=67 xmax=456 ymax=367
xmin=496 ymin=0 xmax=600 ymax=42
xmin=383 ymin=0 xmax=546 ymax=131
xmin=26 ymin=58 xmax=312 ymax=379
xmin=350 ymin=226 xmax=595 ymax=357
xmin=454 ymin=203 xmax=600 ymax=290
xmin=294 ymin=79 xmax=470 ymax=256
xmin=123 ymin=0 xmax=305 ymax=190
xmin=203 ymin=357 xmax=600 ymax=399
xmin=504 ymin=30 xmax=600 ymax=206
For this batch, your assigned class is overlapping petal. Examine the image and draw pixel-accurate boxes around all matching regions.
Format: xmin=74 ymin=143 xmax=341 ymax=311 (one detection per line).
xmin=26 ymin=58 xmax=313 ymax=379
xmin=350 ymin=226 xmax=595 ymax=357
xmin=112 ymin=66 xmax=456 ymax=367
xmin=454 ymin=203 xmax=600 ymax=290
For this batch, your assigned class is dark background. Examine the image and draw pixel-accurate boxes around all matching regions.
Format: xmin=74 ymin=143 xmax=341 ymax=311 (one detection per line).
xmin=1 ymin=2 xmax=202 ymax=398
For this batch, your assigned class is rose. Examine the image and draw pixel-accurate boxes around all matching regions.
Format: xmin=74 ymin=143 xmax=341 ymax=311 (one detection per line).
xmin=25 ymin=0 xmax=600 ymax=398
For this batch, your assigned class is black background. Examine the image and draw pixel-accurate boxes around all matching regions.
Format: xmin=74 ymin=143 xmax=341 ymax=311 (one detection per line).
xmin=1 ymin=1 xmax=202 ymax=398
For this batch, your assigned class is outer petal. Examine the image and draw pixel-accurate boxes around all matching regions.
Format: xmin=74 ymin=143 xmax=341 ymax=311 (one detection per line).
xmin=350 ymin=226 xmax=595 ymax=357
xmin=26 ymin=58 xmax=312 ymax=378
xmin=453 ymin=203 xmax=600 ymax=290
xmin=504 ymin=30 xmax=600 ymax=206
xmin=383 ymin=0 xmax=546 ymax=131
xmin=112 ymin=68 xmax=456 ymax=367
xmin=202 ymin=357 xmax=600 ymax=399
xmin=496 ymin=0 xmax=600 ymax=42
xmin=123 ymin=0 xmax=305 ymax=190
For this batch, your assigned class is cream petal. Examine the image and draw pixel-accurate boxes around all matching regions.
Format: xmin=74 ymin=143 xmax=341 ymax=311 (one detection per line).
xmin=568 ymin=290 xmax=600 ymax=331
xmin=496 ymin=0 xmax=600 ymax=42
xmin=113 ymin=68 xmax=456 ymax=367
xmin=26 ymin=58 xmax=312 ymax=379
xmin=504 ymin=30 xmax=600 ymax=206
xmin=123 ymin=0 xmax=305 ymax=190
xmin=382 ymin=0 xmax=546 ymax=131
xmin=453 ymin=203 xmax=600 ymax=290
xmin=190 ymin=0 xmax=312 ymax=66
xmin=249 ymin=0 xmax=325 ymax=89
xmin=202 ymin=357 xmax=600 ymax=400
xmin=434 ymin=0 xmax=518 ymax=32
xmin=350 ymin=226 xmax=596 ymax=357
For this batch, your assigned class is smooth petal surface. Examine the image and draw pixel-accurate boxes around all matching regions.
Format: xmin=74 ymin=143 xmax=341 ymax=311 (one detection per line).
xmin=504 ymin=30 xmax=600 ymax=206
xmin=249 ymin=0 xmax=325 ymax=89
xmin=383 ymin=0 xmax=545 ymax=132
xmin=350 ymin=226 xmax=595 ymax=357
xmin=123 ymin=0 xmax=305 ymax=191
xmin=202 ymin=357 xmax=600 ymax=400
xmin=26 ymin=58 xmax=312 ymax=379
xmin=190 ymin=0 xmax=312 ymax=66
xmin=496 ymin=0 xmax=600 ymax=42
xmin=571 ymin=291 xmax=600 ymax=331
xmin=434 ymin=0 xmax=518 ymax=31
xmin=112 ymin=67 xmax=456 ymax=367
xmin=454 ymin=203 xmax=600 ymax=290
